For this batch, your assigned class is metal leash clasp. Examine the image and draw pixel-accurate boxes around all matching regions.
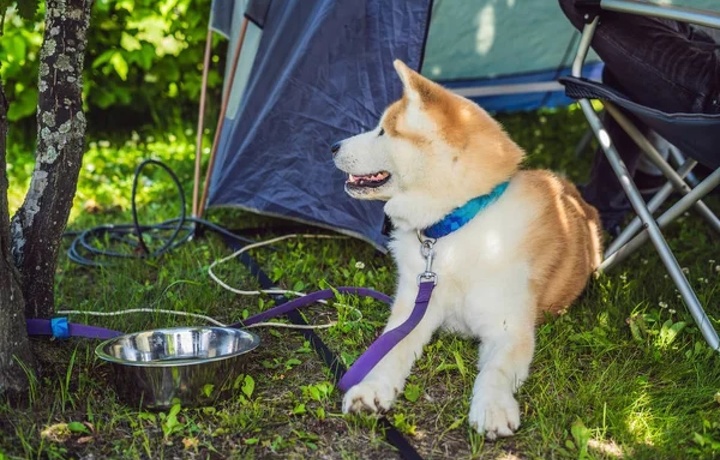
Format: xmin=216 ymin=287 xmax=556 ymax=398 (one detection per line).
xmin=417 ymin=233 xmax=438 ymax=285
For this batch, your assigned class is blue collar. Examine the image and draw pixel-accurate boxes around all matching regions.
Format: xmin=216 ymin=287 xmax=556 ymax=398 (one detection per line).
xmin=422 ymin=181 xmax=510 ymax=239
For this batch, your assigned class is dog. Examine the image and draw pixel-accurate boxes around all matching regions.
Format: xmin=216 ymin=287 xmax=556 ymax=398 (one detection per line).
xmin=331 ymin=59 xmax=602 ymax=439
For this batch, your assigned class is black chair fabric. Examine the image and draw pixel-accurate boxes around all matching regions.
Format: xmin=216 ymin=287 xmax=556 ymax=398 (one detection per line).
xmin=560 ymin=76 xmax=720 ymax=169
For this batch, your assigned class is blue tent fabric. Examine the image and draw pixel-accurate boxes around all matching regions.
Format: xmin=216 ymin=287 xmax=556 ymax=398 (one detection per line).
xmin=244 ymin=0 xmax=271 ymax=28
xmin=209 ymin=0 xmax=235 ymax=38
xmin=208 ymin=0 xmax=432 ymax=250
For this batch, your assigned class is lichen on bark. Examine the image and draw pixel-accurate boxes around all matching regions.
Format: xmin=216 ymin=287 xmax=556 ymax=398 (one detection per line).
xmin=10 ymin=0 xmax=93 ymax=319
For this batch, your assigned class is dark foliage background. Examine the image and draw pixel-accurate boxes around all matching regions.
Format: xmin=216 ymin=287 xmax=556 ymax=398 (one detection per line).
xmin=1 ymin=0 xmax=226 ymax=131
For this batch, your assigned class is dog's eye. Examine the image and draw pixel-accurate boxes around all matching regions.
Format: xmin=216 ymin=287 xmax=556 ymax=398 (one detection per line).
xmin=378 ymin=128 xmax=385 ymax=137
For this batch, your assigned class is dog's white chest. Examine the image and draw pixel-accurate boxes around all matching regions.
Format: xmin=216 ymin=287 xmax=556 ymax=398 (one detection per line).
xmin=389 ymin=204 xmax=535 ymax=338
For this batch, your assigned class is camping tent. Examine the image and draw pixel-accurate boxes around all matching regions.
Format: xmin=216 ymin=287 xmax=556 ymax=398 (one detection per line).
xmin=195 ymin=0 xmax=715 ymax=250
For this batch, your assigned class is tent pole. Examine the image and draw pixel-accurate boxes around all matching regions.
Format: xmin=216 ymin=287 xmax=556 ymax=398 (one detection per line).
xmin=197 ymin=16 xmax=249 ymax=218
xmin=192 ymin=27 xmax=214 ymax=218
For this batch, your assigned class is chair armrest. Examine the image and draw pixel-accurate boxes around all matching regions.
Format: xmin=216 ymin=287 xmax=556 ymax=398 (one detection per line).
xmin=600 ymin=0 xmax=720 ymax=30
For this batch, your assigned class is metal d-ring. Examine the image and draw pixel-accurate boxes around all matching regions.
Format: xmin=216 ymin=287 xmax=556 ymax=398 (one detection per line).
xmin=416 ymin=232 xmax=438 ymax=285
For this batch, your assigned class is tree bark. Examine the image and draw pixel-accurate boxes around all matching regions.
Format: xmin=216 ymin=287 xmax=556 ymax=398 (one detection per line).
xmin=0 ymin=79 xmax=36 ymax=396
xmin=11 ymin=0 xmax=93 ymax=319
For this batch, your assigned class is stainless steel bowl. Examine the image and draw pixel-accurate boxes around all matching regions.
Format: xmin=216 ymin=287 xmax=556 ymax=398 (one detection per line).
xmin=95 ymin=326 xmax=260 ymax=409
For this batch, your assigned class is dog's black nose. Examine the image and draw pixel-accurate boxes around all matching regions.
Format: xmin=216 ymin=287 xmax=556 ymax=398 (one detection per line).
xmin=330 ymin=142 xmax=341 ymax=155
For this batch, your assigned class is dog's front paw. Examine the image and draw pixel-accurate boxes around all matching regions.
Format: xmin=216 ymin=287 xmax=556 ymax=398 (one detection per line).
xmin=468 ymin=390 xmax=520 ymax=440
xmin=342 ymin=379 xmax=399 ymax=414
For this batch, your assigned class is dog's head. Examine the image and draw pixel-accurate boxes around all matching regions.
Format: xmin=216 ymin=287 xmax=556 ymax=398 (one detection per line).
xmin=332 ymin=60 xmax=523 ymax=228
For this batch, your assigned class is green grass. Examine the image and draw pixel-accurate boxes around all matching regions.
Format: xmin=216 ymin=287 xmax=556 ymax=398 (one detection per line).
xmin=2 ymin=106 xmax=720 ymax=459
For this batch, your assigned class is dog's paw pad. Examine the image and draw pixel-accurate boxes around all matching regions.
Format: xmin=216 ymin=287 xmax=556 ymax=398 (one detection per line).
xmin=342 ymin=380 xmax=398 ymax=414
xmin=468 ymin=391 xmax=520 ymax=440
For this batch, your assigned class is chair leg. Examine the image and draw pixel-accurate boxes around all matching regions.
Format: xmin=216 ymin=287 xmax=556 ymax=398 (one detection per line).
xmin=602 ymin=168 xmax=720 ymax=270
xmin=667 ymin=147 xmax=700 ymax=187
xmin=578 ymin=98 xmax=720 ymax=351
xmin=604 ymin=103 xmax=720 ymax=237
xmin=605 ymin=159 xmax=697 ymax=258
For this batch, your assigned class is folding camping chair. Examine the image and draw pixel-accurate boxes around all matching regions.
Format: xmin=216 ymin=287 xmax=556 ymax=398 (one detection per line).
xmin=559 ymin=0 xmax=720 ymax=350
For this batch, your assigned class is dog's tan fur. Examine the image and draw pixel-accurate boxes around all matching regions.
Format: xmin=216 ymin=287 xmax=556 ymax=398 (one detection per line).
xmin=519 ymin=171 xmax=603 ymax=317
xmin=333 ymin=59 xmax=602 ymax=439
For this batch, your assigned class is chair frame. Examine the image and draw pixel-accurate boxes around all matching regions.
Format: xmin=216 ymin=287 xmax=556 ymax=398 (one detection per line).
xmin=570 ymin=0 xmax=720 ymax=350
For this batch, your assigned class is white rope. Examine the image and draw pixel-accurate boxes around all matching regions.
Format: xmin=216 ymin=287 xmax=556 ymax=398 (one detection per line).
xmin=208 ymin=233 xmax=343 ymax=301
xmin=207 ymin=233 xmax=361 ymax=330
xmin=245 ymin=321 xmax=335 ymax=330
xmin=57 ymin=308 xmax=229 ymax=327
xmin=57 ymin=308 xmax=349 ymax=330
xmin=59 ymin=234 xmax=362 ymax=331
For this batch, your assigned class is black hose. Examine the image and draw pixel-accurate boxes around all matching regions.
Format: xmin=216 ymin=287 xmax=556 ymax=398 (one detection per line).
xmin=65 ymin=159 xmax=253 ymax=267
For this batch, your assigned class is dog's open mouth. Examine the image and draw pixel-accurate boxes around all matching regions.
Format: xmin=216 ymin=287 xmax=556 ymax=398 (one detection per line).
xmin=346 ymin=171 xmax=391 ymax=189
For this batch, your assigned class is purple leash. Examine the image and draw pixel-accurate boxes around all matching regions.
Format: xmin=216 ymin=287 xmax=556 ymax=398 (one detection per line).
xmin=231 ymin=286 xmax=393 ymax=327
xmin=26 ymin=318 xmax=123 ymax=340
xmin=338 ymin=280 xmax=435 ymax=392
xmin=336 ymin=237 xmax=438 ymax=391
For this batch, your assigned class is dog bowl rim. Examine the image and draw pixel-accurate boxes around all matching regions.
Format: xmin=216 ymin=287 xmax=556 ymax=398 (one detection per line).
xmin=94 ymin=326 xmax=260 ymax=368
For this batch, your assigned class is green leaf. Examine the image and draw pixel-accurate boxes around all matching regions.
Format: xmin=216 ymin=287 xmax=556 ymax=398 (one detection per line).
xmin=92 ymin=49 xmax=115 ymax=69
xmin=284 ymin=358 xmax=301 ymax=370
xmin=453 ymin=350 xmax=467 ymax=377
xmin=168 ymin=403 xmax=182 ymax=419
xmin=241 ymin=375 xmax=255 ymax=399
xmin=162 ymin=403 xmax=183 ymax=438
xmin=4 ymin=34 xmax=27 ymax=65
xmin=292 ymin=403 xmax=306 ymax=415
xmin=201 ymin=384 xmax=214 ymax=398
xmin=308 ymin=386 xmax=320 ymax=401
xmin=67 ymin=421 xmax=90 ymax=434
xmin=7 ymin=87 xmax=37 ymax=121
xmin=658 ymin=320 xmax=686 ymax=347
xmin=120 ymin=32 xmax=142 ymax=52
xmin=403 ymin=383 xmax=422 ymax=403
xmin=110 ymin=52 xmax=129 ymax=81
xmin=571 ymin=418 xmax=591 ymax=459
xmin=447 ymin=417 xmax=463 ymax=431
xmin=232 ymin=374 xmax=244 ymax=390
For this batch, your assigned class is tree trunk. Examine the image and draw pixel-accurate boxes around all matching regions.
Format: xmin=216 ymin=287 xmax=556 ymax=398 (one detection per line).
xmin=0 ymin=80 xmax=36 ymax=396
xmin=11 ymin=0 xmax=93 ymax=319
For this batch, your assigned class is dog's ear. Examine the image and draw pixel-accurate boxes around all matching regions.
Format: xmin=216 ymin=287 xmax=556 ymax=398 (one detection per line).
xmin=393 ymin=60 xmax=417 ymax=93
xmin=393 ymin=59 xmax=439 ymax=106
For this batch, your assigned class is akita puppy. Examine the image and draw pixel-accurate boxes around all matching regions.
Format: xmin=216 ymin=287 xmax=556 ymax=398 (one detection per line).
xmin=331 ymin=60 xmax=602 ymax=439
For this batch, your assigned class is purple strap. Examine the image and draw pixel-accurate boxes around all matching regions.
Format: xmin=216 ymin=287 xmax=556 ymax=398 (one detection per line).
xmin=338 ymin=281 xmax=435 ymax=392
xmin=233 ymin=286 xmax=393 ymax=327
xmin=26 ymin=318 xmax=123 ymax=340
